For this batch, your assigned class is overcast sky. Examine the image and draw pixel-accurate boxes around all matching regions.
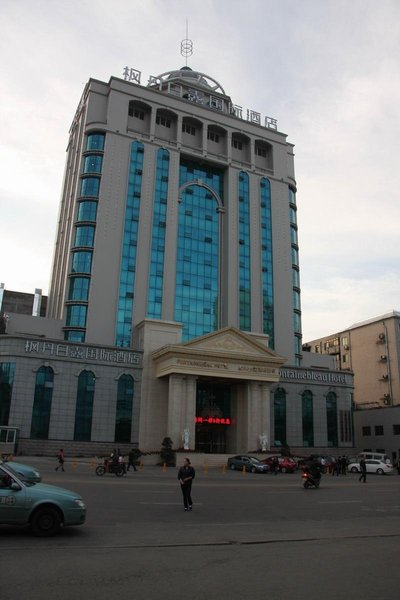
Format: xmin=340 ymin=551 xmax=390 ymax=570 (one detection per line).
xmin=1 ymin=0 xmax=399 ymax=341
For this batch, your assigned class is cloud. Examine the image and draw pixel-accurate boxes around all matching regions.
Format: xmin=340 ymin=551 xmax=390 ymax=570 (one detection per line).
xmin=1 ymin=0 xmax=399 ymax=342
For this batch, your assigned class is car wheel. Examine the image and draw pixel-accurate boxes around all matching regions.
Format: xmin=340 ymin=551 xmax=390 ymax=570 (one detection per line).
xmin=229 ymin=463 xmax=236 ymax=471
xmin=250 ymin=466 xmax=256 ymax=473
xmin=281 ymin=467 xmax=287 ymax=473
xmin=30 ymin=506 xmax=62 ymax=537
xmin=350 ymin=467 xmax=358 ymax=473
xmin=376 ymin=468 xmax=384 ymax=475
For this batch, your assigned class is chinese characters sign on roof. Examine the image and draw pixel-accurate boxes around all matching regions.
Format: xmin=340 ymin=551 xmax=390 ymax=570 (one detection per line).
xmin=122 ymin=66 xmax=278 ymax=131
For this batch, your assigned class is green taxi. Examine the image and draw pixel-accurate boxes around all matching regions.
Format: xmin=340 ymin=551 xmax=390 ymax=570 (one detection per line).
xmin=0 ymin=461 xmax=86 ymax=536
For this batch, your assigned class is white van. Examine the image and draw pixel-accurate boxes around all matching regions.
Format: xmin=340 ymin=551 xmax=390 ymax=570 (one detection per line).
xmin=358 ymin=452 xmax=392 ymax=465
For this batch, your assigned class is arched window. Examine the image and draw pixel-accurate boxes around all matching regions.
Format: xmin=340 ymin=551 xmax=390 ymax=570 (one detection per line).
xmin=74 ymin=370 xmax=95 ymax=441
xmin=175 ymin=159 xmax=224 ymax=340
xmin=274 ymin=388 xmax=287 ymax=447
xmin=326 ymin=392 xmax=338 ymax=447
xmin=0 ymin=362 xmax=15 ymax=426
xmin=115 ymin=375 xmax=134 ymax=443
xmin=31 ymin=366 xmax=54 ymax=439
xmin=302 ymin=390 xmax=314 ymax=447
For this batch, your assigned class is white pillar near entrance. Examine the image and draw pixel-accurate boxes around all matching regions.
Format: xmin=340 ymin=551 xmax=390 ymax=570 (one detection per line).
xmin=261 ymin=383 xmax=272 ymax=450
xmin=167 ymin=374 xmax=184 ymax=449
xmin=184 ymin=376 xmax=197 ymax=449
xmin=167 ymin=374 xmax=197 ymax=450
xmin=246 ymin=382 xmax=261 ymax=452
xmin=246 ymin=382 xmax=272 ymax=452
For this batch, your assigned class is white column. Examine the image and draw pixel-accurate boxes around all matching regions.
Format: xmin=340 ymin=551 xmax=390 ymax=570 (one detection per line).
xmin=261 ymin=383 xmax=272 ymax=450
xmin=167 ymin=374 xmax=184 ymax=448
xmin=183 ymin=376 xmax=197 ymax=450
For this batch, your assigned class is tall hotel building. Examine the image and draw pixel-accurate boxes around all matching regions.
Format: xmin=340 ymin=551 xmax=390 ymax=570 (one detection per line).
xmin=0 ymin=65 xmax=354 ymax=457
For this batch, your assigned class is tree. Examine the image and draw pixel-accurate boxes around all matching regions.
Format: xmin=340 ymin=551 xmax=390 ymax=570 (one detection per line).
xmin=160 ymin=437 xmax=175 ymax=467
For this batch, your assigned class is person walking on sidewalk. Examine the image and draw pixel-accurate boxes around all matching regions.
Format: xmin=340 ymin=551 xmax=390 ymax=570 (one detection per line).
xmin=178 ymin=457 xmax=195 ymax=511
xmin=127 ymin=448 xmax=138 ymax=472
xmin=359 ymin=457 xmax=367 ymax=483
xmin=55 ymin=448 xmax=65 ymax=472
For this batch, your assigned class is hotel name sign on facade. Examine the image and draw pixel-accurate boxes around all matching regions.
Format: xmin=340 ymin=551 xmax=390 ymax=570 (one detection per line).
xmin=123 ymin=66 xmax=278 ymax=131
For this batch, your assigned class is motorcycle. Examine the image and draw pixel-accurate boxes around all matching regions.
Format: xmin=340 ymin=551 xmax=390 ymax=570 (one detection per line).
xmin=302 ymin=469 xmax=321 ymax=489
xmin=95 ymin=458 xmax=126 ymax=477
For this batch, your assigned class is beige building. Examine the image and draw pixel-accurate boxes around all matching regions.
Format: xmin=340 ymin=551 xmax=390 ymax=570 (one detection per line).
xmin=305 ymin=311 xmax=400 ymax=409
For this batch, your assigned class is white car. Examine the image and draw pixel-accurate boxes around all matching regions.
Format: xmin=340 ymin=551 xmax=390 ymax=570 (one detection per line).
xmin=348 ymin=459 xmax=393 ymax=475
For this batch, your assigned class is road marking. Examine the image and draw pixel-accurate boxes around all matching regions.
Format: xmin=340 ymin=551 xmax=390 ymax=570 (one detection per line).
xmin=319 ymin=500 xmax=362 ymax=504
xmin=139 ymin=502 xmax=203 ymax=506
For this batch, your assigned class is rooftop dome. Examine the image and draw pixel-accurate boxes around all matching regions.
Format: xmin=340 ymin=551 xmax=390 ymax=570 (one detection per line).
xmin=148 ymin=66 xmax=226 ymax=95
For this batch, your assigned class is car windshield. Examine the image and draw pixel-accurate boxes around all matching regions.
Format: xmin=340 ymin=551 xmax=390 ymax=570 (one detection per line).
xmin=250 ymin=458 xmax=261 ymax=464
xmin=4 ymin=464 xmax=36 ymax=485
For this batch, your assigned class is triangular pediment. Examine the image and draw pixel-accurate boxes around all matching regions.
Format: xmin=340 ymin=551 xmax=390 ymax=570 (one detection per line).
xmin=183 ymin=327 xmax=280 ymax=359
xmin=152 ymin=327 xmax=287 ymax=382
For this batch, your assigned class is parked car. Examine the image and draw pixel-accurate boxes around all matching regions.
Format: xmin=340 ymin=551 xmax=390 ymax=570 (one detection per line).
xmin=261 ymin=456 xmax=297 ymax=473
xmin=5 ymin=461 xmax=42 ymax=483
xmin=348 ymin=459 xmax=394 ymax=475
xmin=0 ymin=461 xmax=86 ymax=536
xmin=227 ymin=455 xmax=269 ymax=473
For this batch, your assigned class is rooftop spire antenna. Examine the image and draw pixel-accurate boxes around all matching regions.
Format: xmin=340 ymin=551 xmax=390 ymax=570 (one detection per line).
xmin=180 ymin=19 xmax=193 ymax=66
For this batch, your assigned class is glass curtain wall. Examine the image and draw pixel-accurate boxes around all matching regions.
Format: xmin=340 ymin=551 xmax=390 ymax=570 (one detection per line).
xmin=30 ymin=366 xmax=54 ymax=439
xmin=147 ymin=148 xmax=170 ymax=318
xmin=260 ymin=178 xmax=274 ymax=346
xmin=116 ymin=141 xmax=144 ymax=347
xmin=0 ymin=363 xmax=15 ymax=426
xmin=238 ymin=172 xmax=251 ymax=331
xmin=175 ymin=160 xmax=223 ymax=340
xmin=74 ymin=370 xmax=95 ymax=441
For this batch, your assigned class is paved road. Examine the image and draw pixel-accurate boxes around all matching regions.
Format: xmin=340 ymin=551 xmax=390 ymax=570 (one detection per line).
xmin=1 ymin=458 xmax=399 ymax=600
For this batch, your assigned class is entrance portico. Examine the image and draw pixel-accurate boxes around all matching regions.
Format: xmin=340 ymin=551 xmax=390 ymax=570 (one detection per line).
xmin=152 ymin=327 xmax=286 ymax=453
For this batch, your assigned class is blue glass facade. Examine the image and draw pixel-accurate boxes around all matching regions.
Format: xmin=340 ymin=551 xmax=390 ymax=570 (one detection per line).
xmin=77 ymin=200 xmax=97 ymax=222
xmin=115 ymin=375 xmax=134 ymax=443
xmin=289 ymin=187 xmax=301 ymax=364
xmin=147 ymin=148 xmax=169 ymax=319
xmin=260 ymin=178 xmax=274 ymax=346
xmin=302 ymin=390 xmax=314 ymax=447
xmin=238 ymin=172 xmax=251 ymax=331
xmin=115 ymin=141 xmax=144 ymax=347
xmin=83 ymin=155 xmax=103 ymax=174
xmin=30 ymin=366 xmax=54 ymax=439
xmin=65 ymin=132 xmax=105 ymax=342
xmin=0 ymin=362 xmax=15 ymax=426
xmin=71 ymin=251 xmax=92 ymax=274
xmin=175 ymin=160 xmax=223 ymax=341
xmin=74 ymin=370 xmax=95 ymax=441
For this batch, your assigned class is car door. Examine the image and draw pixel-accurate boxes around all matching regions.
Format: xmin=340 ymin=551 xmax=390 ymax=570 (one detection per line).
xmin=242 ymin=457 xmax=251 ymax=471
xmin=0 ymin=467 xmax=28 ymax=524
xmin=365 ymin=460 xmax=377 ymax=473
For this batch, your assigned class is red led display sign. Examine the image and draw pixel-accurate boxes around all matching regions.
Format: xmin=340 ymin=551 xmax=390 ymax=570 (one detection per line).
xmin=195 ymin=417 xmax=231 ymax=425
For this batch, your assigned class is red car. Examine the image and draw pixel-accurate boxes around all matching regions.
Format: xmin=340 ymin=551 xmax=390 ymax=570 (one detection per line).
xmin=261 ymin=456 xmax=297 ymax=473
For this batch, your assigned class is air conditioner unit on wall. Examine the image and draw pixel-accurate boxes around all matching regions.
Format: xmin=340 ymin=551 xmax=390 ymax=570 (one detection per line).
xmin=382 ymin=374 xmax=389 ymax=380
xmin=380 ymin=355 xmax=387 ymax=360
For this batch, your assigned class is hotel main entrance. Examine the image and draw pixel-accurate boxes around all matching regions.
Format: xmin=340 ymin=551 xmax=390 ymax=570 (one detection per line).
xmin=151 ymin=325 xmax=285 ymax=454
xmin=195 ymin=382 xmax=232 ymax=453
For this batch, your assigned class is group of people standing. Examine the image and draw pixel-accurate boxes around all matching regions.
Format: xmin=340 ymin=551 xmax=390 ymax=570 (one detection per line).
xmin=326 ymin=456 xmax=349 ymax=476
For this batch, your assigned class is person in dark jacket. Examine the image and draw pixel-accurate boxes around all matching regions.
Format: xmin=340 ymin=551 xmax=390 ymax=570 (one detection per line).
xmin=178 ymin=457 xmax=195 ymax=511
xmin=127 ymin=448 xmax=138 ymax=472
xmin=359 ymin=457 xmax=367 ymax=483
